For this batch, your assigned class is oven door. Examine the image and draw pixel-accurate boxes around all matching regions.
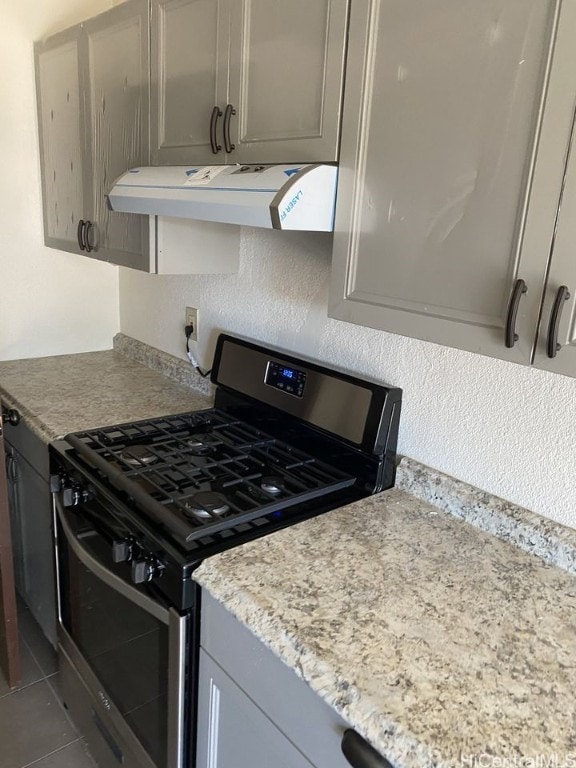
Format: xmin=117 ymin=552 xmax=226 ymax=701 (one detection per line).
xmin=54 ymin=495 xmax=189 ymax=768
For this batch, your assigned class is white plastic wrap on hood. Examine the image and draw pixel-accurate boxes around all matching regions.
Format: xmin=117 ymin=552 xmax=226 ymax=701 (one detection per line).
xmin=107 ymin=164 xmax=338 ymax=231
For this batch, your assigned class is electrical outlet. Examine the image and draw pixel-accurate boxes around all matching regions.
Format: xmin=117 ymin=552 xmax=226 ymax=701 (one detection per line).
xmin=185 ymin=307 xmax=199 ymax=341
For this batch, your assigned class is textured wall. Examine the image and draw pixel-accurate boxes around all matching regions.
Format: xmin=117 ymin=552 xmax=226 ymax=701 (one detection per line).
xmin=0 ymin=0 xmax=119 ymax=362
xmin=119 ymin=227 xmax=576 ymax=529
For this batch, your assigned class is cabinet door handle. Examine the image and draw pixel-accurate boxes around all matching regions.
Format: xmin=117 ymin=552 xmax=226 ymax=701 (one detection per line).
xmin=546 ymin=285 xmax=571 ymax=358
xmin=223 ymin=103 xmax=236 ymax=153
xmin=77 ymin=219 xmax=86 ymax=251
xmin=341 ymin=729 xmax=394 ymax=768
xmin=505 ymin=278 xmax=527 ymax=348
xmin=210 ymin=106 xmax=223 ymax=154
xmin=84 ymin=221 xmax=95 ymax=253
xmin=6 ymin=454 xmax=17 ymax=485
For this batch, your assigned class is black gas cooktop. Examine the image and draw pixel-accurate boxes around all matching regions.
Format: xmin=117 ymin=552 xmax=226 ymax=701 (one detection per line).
xmin=51 ymin=334 xmax=402 ymax=589
xmin=63 ymin=408 xmax=356 ymax=545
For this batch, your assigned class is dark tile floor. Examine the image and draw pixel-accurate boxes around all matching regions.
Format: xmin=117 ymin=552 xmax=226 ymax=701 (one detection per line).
xmin=0 ymin=603 xmax=97 ymax=768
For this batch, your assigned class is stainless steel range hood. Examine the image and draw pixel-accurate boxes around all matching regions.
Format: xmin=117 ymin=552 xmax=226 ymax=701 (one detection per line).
xmin=107 ymin=164 xmax=338 ymax=231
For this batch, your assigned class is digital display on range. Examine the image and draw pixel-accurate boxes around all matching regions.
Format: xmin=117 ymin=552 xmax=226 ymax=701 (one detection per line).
xmin=264 ymin=361 xmax=306 ymax=398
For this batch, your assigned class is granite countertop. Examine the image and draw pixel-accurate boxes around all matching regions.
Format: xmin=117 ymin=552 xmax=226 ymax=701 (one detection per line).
xmin=0 ymin=337 xmax=213 ymax=441
xmin=194 ymin=461 xmax=576 ymax=768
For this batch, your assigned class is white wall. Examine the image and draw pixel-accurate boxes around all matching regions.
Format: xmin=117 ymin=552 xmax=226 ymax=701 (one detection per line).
xmin=0 ymin=0 xmax=119 ymax=362
xmin=119 ymin=227 xmax=576 ymax=529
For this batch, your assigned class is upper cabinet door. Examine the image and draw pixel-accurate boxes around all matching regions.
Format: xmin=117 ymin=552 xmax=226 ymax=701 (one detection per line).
xmin=83 ymin=0 xmax=151 ymax=270
xmin=151 ymin=0 xmax=230 ymax=165
xmin=533 ymin=145 xmax=576 ymax=376
xmin=527 ymin=1 xmax=576 ymax=377
xmin=330 ymin=0 xmax=569 ymax=365
xmin=35 ymin=27 xmax=85 ymax=255
xmin=533 ymin=118 xmax=576 ymax=375
xmin=228 ymin=0 xmax=348 ymax=164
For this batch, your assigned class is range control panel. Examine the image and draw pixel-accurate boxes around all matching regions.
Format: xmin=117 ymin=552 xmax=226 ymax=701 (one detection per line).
xmin=264 ymin=361 xmax=306 ymax=398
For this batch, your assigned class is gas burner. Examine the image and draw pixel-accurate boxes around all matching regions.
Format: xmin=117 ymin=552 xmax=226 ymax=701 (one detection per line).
xmin=184 ymin=491 xmax=230 ymax=520
xmin=187 ymin=433 xmax=220 ymax=455
xmin=119 ymin=445 xmax=158 ymax=466
xmin=261 ymin=476 xmax=286 ymax=495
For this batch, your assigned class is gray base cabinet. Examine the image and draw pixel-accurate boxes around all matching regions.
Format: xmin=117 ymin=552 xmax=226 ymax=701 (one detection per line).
xmin=330 ymin=0 xmax=576 ymax=376
xmin=4 ymin=421 xmax=56 ymax=649
xmin=151 ymin=0 xmax=349 ymax=165
xmin=198 ymin=591 xmax=361 ymax=768
xmin=198 ymin=651 xmax=314 ymax=768
xmin=35 ymin=0 xmax=152 ymax=271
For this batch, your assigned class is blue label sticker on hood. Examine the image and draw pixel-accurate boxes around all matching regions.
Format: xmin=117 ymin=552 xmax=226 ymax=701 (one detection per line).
xmin=284 ymin=168 xmax=301 ymax=177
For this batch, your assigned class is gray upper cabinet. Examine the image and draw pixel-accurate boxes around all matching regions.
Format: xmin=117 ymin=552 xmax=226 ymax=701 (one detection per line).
xmin=35 ymin=27 xmax=85 ymax=255
xmin=82 ymin=1 xmax=151 ymax=270
xmin=151 ymin=0 xmax=349 ymax=165
xmin=35 ymin=0 xmax=152 ymax=271
xmin=329 ymin=0 xmax=576 ymax=371
xmin=533 ymin=88 xmax=576 ymax=376
xmin=151 ymin=0 xmax=229 ymax=165
xmin=227 ymin=0 xmax=349 ymax=164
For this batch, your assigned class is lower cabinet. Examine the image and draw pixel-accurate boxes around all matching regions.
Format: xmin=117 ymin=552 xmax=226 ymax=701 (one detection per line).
xmin=197 ymin=651 xmax=314 ymax=768
xmin=198 ymin=591 xmax=354 ymax=768
xmin=4 ymin=421 xmax=56 ymax=648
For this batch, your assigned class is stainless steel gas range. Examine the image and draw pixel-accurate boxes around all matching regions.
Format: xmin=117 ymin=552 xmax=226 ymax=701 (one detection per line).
xmin=49 ymin=334 xmax=402 ymax=768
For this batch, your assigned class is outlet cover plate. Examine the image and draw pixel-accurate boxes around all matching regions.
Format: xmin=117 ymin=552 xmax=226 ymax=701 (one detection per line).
xmin=185 ymin=307 xmax=198 ymax=341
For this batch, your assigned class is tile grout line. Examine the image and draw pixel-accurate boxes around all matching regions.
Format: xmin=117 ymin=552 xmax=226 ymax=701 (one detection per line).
xmin=19 ymin=625 xmax=88 ymax=745
xmin=13 ymin=609 xmax=97 ymax=767
xmin=19 ymin=621 xmax=57 ymax=680
xmin=0 ymin=632 xmax=46 ymax=700
xmin=19 ymin=737 xmax=81 ymax=768
xmin=44 ymin=672 xmax=84 ymax=737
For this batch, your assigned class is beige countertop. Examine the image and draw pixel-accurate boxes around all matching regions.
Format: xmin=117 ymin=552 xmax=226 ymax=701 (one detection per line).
xmin=0 ymin=345 xmax=212 ymax=441
xmin=194 ymin=462 xmax=576 ymax=768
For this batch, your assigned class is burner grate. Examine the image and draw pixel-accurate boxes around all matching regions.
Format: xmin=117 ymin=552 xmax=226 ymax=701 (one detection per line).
xmin=67 ymin=410 xmax=356 ymax=545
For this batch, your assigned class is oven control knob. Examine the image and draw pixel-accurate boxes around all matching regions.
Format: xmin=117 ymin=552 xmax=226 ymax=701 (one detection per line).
xmin=131 ymin=557 xmax=163 ymax=585
xmin=62 ymin=485 xmax=91 ymax=507
xmin=112 ymin=539 xmax=133 ymax=564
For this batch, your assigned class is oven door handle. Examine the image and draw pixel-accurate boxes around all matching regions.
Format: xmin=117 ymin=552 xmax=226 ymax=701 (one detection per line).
xmin=55 ymin=499 xmax=170 ymax=625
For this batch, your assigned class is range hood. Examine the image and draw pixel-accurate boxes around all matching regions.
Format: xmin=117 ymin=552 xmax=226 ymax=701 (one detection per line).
xmin=107 ymin=164 xmax=338 ymax=231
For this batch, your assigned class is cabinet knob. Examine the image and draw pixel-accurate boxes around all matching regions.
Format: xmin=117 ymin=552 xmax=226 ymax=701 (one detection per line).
xmin=546 ymin=285 xmax=571 ymax=358
xmin=504 ymin=278 xmax=527 ymax=348
xmin=1 ymin=408 xmax=20 ymax=427
xmin=341 ymin=730 xmax=394 ymax=768
xmin=210 ymin=106 xmax=223 ymax=154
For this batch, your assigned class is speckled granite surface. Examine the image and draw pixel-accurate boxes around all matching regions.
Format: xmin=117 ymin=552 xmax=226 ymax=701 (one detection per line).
xmin=0 ymin=349 xmax=212 ymax=442
xmin=194 ymin=488 xmax=576 ymax=768
xmin=397 ymin=457 xmax=576 ymax=575
xmin=113 ymin=333 xmax=214 ymax=397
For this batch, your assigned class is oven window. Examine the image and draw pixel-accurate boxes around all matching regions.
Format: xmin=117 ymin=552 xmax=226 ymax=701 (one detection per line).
xmin=58 ymin=519 xmax=169 ymax=768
